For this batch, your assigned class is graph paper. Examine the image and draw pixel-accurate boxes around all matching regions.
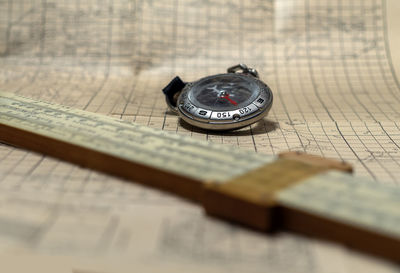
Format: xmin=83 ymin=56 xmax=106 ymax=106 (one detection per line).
xmin=0 ymin=0 xmax=399 ymax=272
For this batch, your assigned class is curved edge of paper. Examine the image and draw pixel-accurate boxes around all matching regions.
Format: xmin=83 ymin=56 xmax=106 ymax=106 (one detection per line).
xmin=385 ymin=0 xmax=400 ymax=83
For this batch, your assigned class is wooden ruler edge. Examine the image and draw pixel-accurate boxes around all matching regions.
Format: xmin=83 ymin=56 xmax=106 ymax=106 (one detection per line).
xmin=280 ymin=204 xmax=400 ymax=261
xmin=0 ymin=123 xmax=203 ymax=202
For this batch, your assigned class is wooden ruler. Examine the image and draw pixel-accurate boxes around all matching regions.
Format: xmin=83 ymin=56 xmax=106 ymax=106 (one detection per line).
xmin=0 ymin=92 xmax=399 ymax=261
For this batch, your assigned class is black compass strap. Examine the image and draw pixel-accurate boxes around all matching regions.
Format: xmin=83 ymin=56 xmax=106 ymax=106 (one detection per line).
xmin=162 ymin=76 xmax=186 ymax=108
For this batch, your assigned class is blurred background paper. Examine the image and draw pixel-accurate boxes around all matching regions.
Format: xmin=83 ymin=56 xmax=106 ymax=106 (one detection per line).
xmin=0 ymin=0 xmax=400 ymax=272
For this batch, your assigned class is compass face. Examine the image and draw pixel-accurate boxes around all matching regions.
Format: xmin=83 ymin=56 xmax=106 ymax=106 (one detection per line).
xmin=188 ymin=74 xmax=259 ymax=111
xmin=177 ymin=72 xmax=273 ymax=130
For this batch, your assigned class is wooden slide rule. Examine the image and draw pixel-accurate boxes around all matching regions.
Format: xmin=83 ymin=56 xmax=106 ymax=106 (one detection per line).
xmin=0 ymin=92 xmax=399 ymax=261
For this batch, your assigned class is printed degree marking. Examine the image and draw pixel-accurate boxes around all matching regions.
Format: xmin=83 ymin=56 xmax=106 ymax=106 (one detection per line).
xmin=239 ymin=106 xmax=252 ymax=115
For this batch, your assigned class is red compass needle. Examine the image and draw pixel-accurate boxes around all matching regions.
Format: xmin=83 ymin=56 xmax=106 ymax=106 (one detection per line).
xmin=220 ymin=93 xmax=238 ymax=106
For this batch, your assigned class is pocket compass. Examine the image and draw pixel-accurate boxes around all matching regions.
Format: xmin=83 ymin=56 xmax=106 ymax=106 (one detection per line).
xmin=162 ymin=64 xmax=273 ymax=130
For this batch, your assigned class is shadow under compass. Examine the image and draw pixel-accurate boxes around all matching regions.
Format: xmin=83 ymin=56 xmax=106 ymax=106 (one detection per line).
xmin=179 ymin=118 xmax=279 ymax=136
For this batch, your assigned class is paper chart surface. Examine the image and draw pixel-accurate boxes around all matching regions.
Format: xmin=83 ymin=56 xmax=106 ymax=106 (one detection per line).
xmin=0 ymin=0 xmax=400 ymax=272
